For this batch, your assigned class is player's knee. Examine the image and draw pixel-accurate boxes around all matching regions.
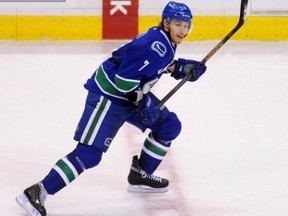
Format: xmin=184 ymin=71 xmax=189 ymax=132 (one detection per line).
xmin=169 ymin=112 xmax=182 ymax=139
xmin=152 ymin=112 xmax=181 ymax=142
xmin=73 ymin=143 xmax=103 ymax=169
xmin=162 ymin=112 xmax=182 ymax=141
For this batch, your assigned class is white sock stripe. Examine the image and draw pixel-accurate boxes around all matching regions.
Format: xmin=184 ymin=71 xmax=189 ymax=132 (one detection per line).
xmin=62 ymin=157 xmax=79 ymax=178
xmin=146 ymin=136 xmax=170 ymax=151
xmin=142 ymin=147 xmax=165 ymax=160
xmin=53 ymin=166 xmax=70 ymax=186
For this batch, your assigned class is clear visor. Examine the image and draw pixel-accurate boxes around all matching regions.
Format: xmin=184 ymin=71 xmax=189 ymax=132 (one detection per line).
xmin=188 ymin=22 xmax=194 ymax=34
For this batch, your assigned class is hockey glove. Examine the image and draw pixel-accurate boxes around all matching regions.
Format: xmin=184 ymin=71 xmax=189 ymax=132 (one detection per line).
xmin=172 ymin=58 xmax=207 ymax=82
xmin=137 ymin=95 xmax=160 ymax=125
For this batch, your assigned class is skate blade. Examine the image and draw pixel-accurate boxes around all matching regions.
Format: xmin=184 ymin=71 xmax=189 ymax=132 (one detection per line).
xmin=127 ymin=184 xmax=168 ymax=193
xmin=16 ymin=194 xmax=42 ymax=216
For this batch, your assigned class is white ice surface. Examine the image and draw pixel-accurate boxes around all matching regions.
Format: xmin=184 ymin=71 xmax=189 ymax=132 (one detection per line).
xmin=1 ymin=40 xmax=288 ymax=216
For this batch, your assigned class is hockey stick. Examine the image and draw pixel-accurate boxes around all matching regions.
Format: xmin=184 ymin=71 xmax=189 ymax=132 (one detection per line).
xmin=157 ymin=0 xmax=248 ymax=109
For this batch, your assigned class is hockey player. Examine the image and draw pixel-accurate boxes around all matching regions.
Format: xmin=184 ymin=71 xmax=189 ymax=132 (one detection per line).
xmin=16 ymin=1 xmax=207 ymax=216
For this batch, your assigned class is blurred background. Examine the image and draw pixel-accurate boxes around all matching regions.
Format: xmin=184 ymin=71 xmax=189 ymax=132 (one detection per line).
xmin=0 ymin=1 xmax=288 ymax=216
xmin=0 ymin=0 xmax=287 ymax=41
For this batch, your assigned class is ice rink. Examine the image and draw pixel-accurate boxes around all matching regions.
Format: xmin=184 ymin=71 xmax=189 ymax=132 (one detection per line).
xmin=1 ymin=40 xmax=288 ymax=216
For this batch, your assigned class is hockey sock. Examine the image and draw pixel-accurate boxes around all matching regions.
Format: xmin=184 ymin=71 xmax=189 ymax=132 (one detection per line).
xmin=42 ymin=152 xmax=86 ymax=195
xmin=138 ymin=133 xmax=171 ymax=174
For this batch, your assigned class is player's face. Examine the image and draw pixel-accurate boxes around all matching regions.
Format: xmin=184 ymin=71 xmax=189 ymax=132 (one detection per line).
xmin=168 ymin=19 xmax=191 ymax=44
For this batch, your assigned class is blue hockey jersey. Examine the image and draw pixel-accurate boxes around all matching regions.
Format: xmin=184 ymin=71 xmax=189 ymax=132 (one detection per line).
xmin=84 ymin=26 xmax=177 ymax=106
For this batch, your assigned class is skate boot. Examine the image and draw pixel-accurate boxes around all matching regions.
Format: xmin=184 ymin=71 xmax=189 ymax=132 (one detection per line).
xmin=16 ymin=182 xmax=47 ymax=216
xmin=127 ymin=155 xmax=169 ymax=193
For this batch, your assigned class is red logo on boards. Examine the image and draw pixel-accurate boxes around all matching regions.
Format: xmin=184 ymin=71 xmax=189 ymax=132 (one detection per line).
xmin=103 ymin=0 xmax=139 ymax=39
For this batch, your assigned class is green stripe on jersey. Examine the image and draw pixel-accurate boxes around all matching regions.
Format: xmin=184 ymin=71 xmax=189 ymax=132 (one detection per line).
xmin=114 ymin=74 xmax=140 ymax=92
xmin=95 ymin=66 xmax=119 ymax=96
xmin=95 ymin=66 xmax=139 ymax=97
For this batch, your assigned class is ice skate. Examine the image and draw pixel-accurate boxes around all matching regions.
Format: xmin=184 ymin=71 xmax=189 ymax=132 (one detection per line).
xmin=16 ymin=183 xmax=47 ymax=216
xmin=127 ymin=155 xmax=169 ymax=193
